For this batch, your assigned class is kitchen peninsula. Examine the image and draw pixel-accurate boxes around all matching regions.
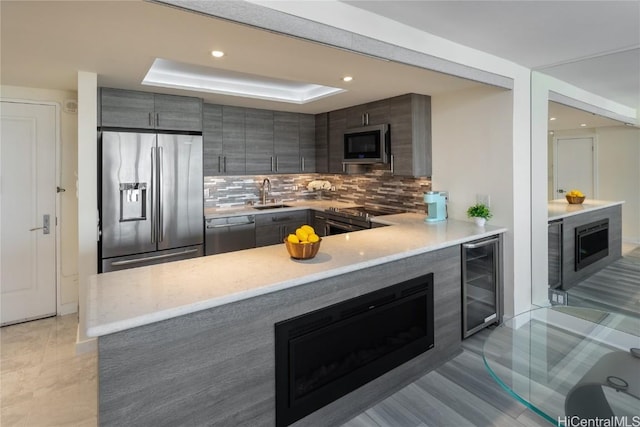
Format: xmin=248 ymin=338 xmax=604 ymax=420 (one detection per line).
xmin=548 ymin=199 xmax=623 ymax=291
xmin=87 ymin=211 xmax=506 ymax=426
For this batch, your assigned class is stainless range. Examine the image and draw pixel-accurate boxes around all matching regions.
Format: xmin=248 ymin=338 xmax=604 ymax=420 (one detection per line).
xmin=314 ymin=205 xmax=403 ymax=236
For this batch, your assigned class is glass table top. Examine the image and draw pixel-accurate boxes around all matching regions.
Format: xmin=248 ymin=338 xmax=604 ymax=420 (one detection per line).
xmin=483 ymin=306 xmax=640 ymax=425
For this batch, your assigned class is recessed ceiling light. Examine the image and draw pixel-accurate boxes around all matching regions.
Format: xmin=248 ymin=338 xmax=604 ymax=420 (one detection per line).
xmin=342 ymin=76 xmax=353 ymax=82
xmin=580 ymin=123 xmax=587 ymax=127
xmin=211 ymin=50 xmax=224 ymax=58
xmin=143 ymin=58 xmax=346 ymax=104
xmin=549 ymin=117 xmax=556 ymax=121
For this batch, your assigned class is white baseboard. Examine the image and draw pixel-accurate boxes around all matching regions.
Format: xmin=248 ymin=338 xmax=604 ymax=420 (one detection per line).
xmin=75 ymin=326 xmax=97 ymax=355
xmin=59 ymin=301 xmax=78 ymax=316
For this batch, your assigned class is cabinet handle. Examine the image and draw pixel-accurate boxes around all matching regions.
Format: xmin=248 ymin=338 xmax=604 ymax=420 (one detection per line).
xmin=276 ymin=156 xmax=279 ymax=172
xmin=390 ymin=154 xmax=394 ymax=175
xmin=365 ymin=112 xmax=369 ymax=125
xmin=218 ymin=156 xmax=221 ymax=173
xmin=148 ymin=112 xmax=153 ymax=127
xmin=155 ymin=113 xmax=159 ymax=127
xmin=223 ymin=156 xmax=227 ymax=173
xmin=270 ymin=156 xmax=274 ymax=172
xmin=301 ymin=157 xmax=305 ymax=171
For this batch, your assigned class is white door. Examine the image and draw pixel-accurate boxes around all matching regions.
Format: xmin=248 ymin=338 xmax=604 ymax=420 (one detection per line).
xmin=554 ymin=137 xmax=595 ymax=199
xmin=1 ymin=101 xmax=57 ymax=325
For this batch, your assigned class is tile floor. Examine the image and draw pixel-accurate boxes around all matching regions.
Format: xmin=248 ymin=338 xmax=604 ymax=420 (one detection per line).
xmin=0 ymin=315 xmax=97 ymax=426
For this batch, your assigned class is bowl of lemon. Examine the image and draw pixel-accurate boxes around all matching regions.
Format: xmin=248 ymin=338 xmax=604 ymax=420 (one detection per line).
xmin=565 ymin=189 xmax=586 ymax=204
xmin=284 ymin=224 xmax=322 ymax=259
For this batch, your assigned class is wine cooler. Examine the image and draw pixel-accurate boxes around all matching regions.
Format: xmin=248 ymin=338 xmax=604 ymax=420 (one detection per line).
xmin=462 ymin=236 xmax=501 ymax=338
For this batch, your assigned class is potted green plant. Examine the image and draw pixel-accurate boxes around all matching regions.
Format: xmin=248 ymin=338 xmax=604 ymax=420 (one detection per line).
xmin=466 ymin=203 xmax=492 ymax=227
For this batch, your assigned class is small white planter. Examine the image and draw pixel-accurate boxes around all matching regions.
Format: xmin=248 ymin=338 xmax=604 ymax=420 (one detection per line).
xmin=473 ymin=217 xmax=486 ymax=227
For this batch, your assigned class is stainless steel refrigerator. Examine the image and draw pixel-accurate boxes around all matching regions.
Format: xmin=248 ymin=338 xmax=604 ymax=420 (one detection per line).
xmin=100 ymin=131 xmax=203 ymax=272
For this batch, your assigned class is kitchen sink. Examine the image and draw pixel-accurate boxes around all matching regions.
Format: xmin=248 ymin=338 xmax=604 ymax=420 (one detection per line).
xmin=252 ymin=204 xmax=292 ymax=210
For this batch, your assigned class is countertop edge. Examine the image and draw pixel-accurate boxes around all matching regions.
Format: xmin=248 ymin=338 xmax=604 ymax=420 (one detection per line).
xmin=548 ymin=200 xmax=624 ymax=220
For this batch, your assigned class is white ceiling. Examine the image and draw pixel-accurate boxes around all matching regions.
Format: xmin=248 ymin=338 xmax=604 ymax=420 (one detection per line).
xmin=1 ymin=0 xmax=638 ymax=126
xmin=342 ymin=0 xmax=640 ymax=111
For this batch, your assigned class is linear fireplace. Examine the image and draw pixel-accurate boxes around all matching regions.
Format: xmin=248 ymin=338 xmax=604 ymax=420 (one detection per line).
xmin=575 ymin=219 xmax=609 ymax=271
xmin=275 ymin=273 xmax=434 ymax=427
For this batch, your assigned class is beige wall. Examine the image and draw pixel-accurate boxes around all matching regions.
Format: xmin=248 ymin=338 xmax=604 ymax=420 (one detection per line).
xmin=1 ymin=85 xmax=79 ymax=313
xmin=550 ymin=126 xmax=640 ymax=244
xmin=431 ymin=85 xmax=516 ymax=315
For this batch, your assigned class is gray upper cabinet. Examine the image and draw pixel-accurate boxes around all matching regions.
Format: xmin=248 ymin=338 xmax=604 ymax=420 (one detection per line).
xmin=299 ymin=114 xmax=316 ymax=173
xmin=388 ymin=94 xmax=431 ymax=177
xmin=324 ymin=93 xmax=431 ymax=177
xmin=100 ymin=88 xmax=202 ymax=132
xmin=221 ymin=106 xmax=247 ymax=175
xmin=328 ymin=109 xmax=347 ymax=174
xmin=314 ymin=113 xmax=328 ymax=174
xmin=245 ymin=109 xmax=275 ymax=174
xmin=274 ymin=112 xmax=300 ymax=173
xmin=203 ymin=104 xmax=316 ymax=175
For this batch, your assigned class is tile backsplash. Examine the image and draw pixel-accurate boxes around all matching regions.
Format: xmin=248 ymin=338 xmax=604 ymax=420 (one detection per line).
xmin=204 ymin=166 xmax=431 ymax=212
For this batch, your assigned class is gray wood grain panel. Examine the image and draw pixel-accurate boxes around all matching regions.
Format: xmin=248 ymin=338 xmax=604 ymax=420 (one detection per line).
xmin=314 ymin=113 xmax=328 ymax=173
xmin=221 ymin=105 xmax=246 ymax=174
xmin=153 ymin=93 xmax=203 ymax=132
xmin=100 ymin=88 xmax=154 ymax=129
xmin=560 ymin=205 xmax=623 ymax=290
xmin=245 ymin=108 xmax=274 ymax=174
xmin=299 ymin=114 xmax=316 ymax=173
xmin=203 ymin=103 xmax=222 ymax=176
xmin=274 ymin=111 xmax=300 ymax=173
xmin=388 ymin=94 xmax=431 ymax=177
xmin=328 ymin=109 xmax=347 ymax=173
xmin=98 ymin=246 xmax=463 ymax=426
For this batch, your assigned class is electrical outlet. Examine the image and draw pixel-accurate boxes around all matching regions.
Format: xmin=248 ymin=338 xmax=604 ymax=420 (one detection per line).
xmin=331 ymin=186 xmax=336 ymax=191
xmin=476 ymin=194 xmax=490 ymax=207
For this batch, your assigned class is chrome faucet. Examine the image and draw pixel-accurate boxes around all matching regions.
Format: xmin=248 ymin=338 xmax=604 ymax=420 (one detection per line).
xmin=261 ymin=178 xmax=271 ymax=205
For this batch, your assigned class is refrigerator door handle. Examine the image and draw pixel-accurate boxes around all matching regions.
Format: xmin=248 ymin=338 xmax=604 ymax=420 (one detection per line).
xmin=158 ymin=146 xmax=164 ymax=242
xmin=150 ymin=147 xmax=156 ymax=244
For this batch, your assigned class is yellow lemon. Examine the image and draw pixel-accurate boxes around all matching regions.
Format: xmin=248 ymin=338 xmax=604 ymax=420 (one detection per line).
xmin=287 ymin=234 xmax=300 ymax=244
xmin=301 ymin=224 xmax=315 ymax=235
xmin=308 ymin=233 xmax=320 ymax=243
xmin=295 ymin=228 xmax=309 ymax=242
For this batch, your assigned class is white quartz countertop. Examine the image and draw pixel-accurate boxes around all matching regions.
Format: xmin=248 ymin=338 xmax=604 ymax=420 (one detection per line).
xmin=548 ymin=199 xmax=624 ymax=220
xmin=86 ymin=214 xmax=507 ymax=337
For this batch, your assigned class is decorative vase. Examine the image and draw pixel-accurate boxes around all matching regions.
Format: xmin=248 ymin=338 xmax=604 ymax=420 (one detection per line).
xmin=474 ymin=217 xmax=486 ymax=227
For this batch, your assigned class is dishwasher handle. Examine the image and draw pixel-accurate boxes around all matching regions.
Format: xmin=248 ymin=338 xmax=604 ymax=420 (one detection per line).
xmin=206 ymin=216 xmax=255 ymax=229
xmin=462 ymin=236 xmax=500 ymax=249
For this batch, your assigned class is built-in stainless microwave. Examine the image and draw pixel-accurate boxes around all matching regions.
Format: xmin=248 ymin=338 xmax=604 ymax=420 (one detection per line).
xmin=343 ymin=124 xmax=389 ymax=164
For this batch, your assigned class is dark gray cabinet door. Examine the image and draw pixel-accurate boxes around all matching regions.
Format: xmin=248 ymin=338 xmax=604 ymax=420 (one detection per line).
xmin=328 ymin=109 xmax=347 ymax=173
xmin=203 ymin=104 xmax=223 ymax=176
xmin=100 ymin=88 xmax=155 ymax=129
xmin=245 ymin=108 xmax=274 ymax=174
xmin=222 ymin=106 xmax=246 ymax=174
xmin=255 ymin=210 xmax=308 ymax=247
xmin=274 ymin=112 xmax=300 ymax=173
xmin=100 ymin=88 xmax=203 ymax=132
xmin=154 ymin=94 xmax=202 ymax=132
xmin=388 ymin=93 xmax=431 ymax=177
xmin=300 ymin=114 xmax=316 ymax=173
xmin=314 ymin=113 xmax=328 ymax=173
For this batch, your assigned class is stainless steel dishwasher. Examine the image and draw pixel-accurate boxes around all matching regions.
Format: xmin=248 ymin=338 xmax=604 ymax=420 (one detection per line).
xmin=205 ymin=215 xmax=256 ymax=255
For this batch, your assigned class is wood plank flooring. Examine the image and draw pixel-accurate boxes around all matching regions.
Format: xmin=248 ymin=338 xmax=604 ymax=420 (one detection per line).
xmin=343 ymin=246 xmax=640 ymax=427
xmin=566 ymin=246 xmax=640 ymax=317
xmin=341 ymin=328 xmax=550 ymax=427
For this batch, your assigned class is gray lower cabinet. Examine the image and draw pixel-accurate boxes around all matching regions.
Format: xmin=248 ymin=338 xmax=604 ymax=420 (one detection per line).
xmin=548 ymin=220 xmax=563 ymax=289
xmin=99 ymin=87 xmax=202 ymax=132
xmin=255 ymin=210 xmax=309 ymax=247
